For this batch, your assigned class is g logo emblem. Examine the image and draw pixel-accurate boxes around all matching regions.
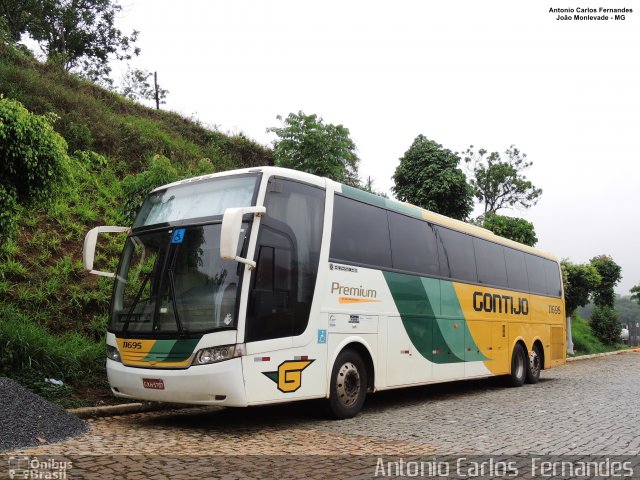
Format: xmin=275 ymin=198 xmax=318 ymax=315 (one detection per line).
xmin=263 ymin=359 xmax=315 ymax=393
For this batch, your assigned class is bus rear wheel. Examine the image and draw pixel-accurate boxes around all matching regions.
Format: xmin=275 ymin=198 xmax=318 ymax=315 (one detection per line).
xmin=506 ymin=343 xmax=527 ymax=387
xmin=526 ymin=343 xmax=542 ymax=384
xmin=328 ymin=349 xmax=367 ymax=419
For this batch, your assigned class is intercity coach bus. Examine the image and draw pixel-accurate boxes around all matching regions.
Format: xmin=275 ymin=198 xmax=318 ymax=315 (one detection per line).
xmin=83 ymin=166 xmax=566 ymax=418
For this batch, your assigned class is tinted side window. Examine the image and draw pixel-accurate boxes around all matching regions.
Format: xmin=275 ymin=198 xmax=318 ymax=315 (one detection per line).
xmin=388 ymin=212 xmax=440 ymax=276
xmin=544 ymin=260 xmax=562 ymax=298
xmin=525 ymin=254 xmax=547 ymax=296
xmin=504 ymin=247 xmax=529 ymax=292
xmin=330 ymin=196 xmax=392 ymax=269
xmin=246 ymin=179 xmax=325 ymax=342
xmin=474 ymin=238 xmax=508 ymax=288
xmin=436 ymin=227 xmax=477 ymax=283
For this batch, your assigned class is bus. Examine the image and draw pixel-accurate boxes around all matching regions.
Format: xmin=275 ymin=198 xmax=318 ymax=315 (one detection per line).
xmin=83 ymin=166 xmax=566 ymax=419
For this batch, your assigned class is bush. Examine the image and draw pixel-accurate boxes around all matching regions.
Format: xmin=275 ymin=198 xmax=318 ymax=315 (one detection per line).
xmin=590 ymin=305 xmax=622 ymax=345
xmin=0 ymin=97 xmax=69 ymax=240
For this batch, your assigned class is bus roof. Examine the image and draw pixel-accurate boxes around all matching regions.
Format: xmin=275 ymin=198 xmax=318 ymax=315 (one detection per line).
xmin=151 ymin=166 xmax=559 ymax=263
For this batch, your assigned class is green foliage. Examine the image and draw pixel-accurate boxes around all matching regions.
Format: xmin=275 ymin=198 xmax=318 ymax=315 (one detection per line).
xmin=463 ymin=145 xmax=542 ymax=214
xmin=121 ymin=154 xmax=181 ymax=223
xmin=589 ymin=255 xmax=622 ymax=307
xmin=481 ymin=213 xmax=537 ymax=246
xmin=0 ymin=96 xmax=69 ymax=239
xmin=590 ymin=305 xmax=622 ymax=345
xmin=0 ymin=96 xmax=69 ymax=204
xmin=0 ymin=0 xmax=39 ymax=42
xmin=630 ymin=283 xmax=640 ymax=305
xmin=392 ymin=135 xmax=473 ymax=220
xmin=0 ymin=305 xmax=105 ymax=383
xmin=561 ymin=260 xmax=601 ymax=316
xmin=571 ymin=314 xmax=622 ymax=355
xmin=24 ymin=0 xmax=140 ymax=83
xmin=268 ymin=111 xmax=360 ymax=186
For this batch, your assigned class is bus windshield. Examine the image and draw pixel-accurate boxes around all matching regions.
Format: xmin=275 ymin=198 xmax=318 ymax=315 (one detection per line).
xmin=110 ymin=223 xmax=247 ymax=336
xmin=133 ymin=174 xmax=259 ymax=228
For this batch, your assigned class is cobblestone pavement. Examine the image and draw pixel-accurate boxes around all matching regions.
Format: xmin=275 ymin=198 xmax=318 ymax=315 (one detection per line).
xmin=3 ymin=352 xmax=640 ymax=478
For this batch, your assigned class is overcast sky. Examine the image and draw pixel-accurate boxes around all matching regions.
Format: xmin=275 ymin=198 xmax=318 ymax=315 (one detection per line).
xmin=113 ymin=0 xmax=639 ymax=294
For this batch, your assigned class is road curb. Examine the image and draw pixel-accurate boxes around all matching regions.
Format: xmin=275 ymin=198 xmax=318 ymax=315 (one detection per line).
xmin=67 ymin=402 xmax=186 ymax=419
xmin=566 ymin=348 xmax=638 ymax=362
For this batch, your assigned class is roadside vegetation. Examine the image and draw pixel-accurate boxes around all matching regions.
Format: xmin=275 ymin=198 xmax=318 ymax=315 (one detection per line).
xmin=571 ymin=314 xmax=628 ymax=356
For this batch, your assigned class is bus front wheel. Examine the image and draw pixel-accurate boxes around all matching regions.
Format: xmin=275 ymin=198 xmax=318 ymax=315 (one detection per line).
xmin=328 ymin=349 xmax=367 ymax=419
xmin=506 ymin=343 xmax=527 ymax=387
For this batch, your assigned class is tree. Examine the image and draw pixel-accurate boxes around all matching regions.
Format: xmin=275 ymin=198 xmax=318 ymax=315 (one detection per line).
xmin=0 ymin=0 xmax=41 ymax=42
xmin=481 ymin=213 xmax=537 ymax=246
xmin=28 ymin=0 xmax=140 ymax=82
xmin=463 ymin=145 xmax=542 ymax=214
xmin=120 ymin=68 xmax=168 ymax=107
xmin=631 ymin=284 xmax=640 ymax=305
xmin=561 ymin=260 xmax=601 ymax=317
xmin=392 ymin=135 xmax=473 ymax=220
xmin=589 ymin=255 xmax=622 ymax=308
xmin=0 ymin=97 xmax=68 ymax=240
xmin=268 ymin=111 xmax=360 ymax=186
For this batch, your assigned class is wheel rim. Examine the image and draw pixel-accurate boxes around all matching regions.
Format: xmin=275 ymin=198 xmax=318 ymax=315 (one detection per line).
xmin=335 ymin=362 xmax=361 ymax=407
xmin=529 ymin=350 xmax=541 ymax=378
xmin=514 ymin=350 xmax=525 ymax=380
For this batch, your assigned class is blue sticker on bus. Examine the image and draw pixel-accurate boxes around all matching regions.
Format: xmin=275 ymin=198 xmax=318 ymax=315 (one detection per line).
xmin=317 ymin=329 xmax=327 ymax=344
xmin=171 ymin=229 xmax=185 ymax=244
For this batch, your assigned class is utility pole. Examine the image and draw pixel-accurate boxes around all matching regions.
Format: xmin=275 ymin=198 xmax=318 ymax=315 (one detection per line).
xmin=154 ymin=71 xmax=160 ymax=110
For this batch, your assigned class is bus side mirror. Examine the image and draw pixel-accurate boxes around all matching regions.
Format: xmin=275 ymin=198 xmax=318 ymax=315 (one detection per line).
xmin=83 ymin=226 xmax=131 ymax=277
xmin=220 ymin=206 xmax=266 ymax=269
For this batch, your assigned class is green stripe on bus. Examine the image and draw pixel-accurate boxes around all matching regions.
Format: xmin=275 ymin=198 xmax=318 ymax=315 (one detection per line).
xmin=142 ymin=338 xmax=199 ymax=362
xmin=383 ymin=272 xmax=487 ymax=363
xmin=340 ymin=185 xmax=423 ymax=219
xmin=440 ymin=281 xmax=487 ymax=362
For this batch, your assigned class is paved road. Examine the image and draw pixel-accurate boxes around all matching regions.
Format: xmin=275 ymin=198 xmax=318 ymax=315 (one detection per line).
xmin=5 ymin=352 xmax=640 ymax=478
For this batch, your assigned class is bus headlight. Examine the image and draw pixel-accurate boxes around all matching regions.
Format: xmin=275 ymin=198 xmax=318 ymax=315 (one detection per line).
xmin=192 ymin=344 xmax=245 ymax=366
xmin=106 ymin=345 xmax=121 ymax=363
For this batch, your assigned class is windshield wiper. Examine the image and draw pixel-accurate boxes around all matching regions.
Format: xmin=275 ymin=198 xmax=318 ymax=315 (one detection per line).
xmin=167 ymin=268 xmax=186 ymax=335
xmin=122 ymin=272 xmax=152 ymax=334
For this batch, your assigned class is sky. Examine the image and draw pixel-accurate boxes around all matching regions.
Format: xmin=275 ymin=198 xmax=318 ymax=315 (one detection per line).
xmin=111 ymin=0 xmax=639 ymax=294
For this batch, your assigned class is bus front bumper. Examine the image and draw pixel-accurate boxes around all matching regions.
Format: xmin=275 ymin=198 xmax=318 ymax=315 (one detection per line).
xmin=106 ymin=357 xmax=247 ymax=406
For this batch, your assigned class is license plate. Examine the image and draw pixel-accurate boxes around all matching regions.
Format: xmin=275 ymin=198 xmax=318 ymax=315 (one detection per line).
xmin=142 ymin=378 xmax=165 ymax=390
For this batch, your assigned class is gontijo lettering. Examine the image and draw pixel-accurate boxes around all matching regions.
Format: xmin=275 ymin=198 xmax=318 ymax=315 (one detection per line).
xmin=473 ymin=291 xmax=529 ymax=315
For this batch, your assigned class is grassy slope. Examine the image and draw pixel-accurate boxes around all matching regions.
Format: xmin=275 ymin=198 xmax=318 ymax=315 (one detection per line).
xmin=0 ymin=43 xmax=273 ymax=406
xmin=571 ymin=314 xmax=627 ymax=356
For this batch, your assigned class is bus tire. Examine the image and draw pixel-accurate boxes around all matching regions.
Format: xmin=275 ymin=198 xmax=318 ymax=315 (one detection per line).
xmin=327 ymin=349 xmax=367 ymax=419
xmin=506 ymin=343 xmax=527 ymax=387
xmin=526 ymin=343 xmax=542 ymax=384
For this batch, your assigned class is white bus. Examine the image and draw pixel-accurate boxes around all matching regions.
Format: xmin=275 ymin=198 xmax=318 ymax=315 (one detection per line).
xmin=84 ymin=166 xmax=565 ymax=418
